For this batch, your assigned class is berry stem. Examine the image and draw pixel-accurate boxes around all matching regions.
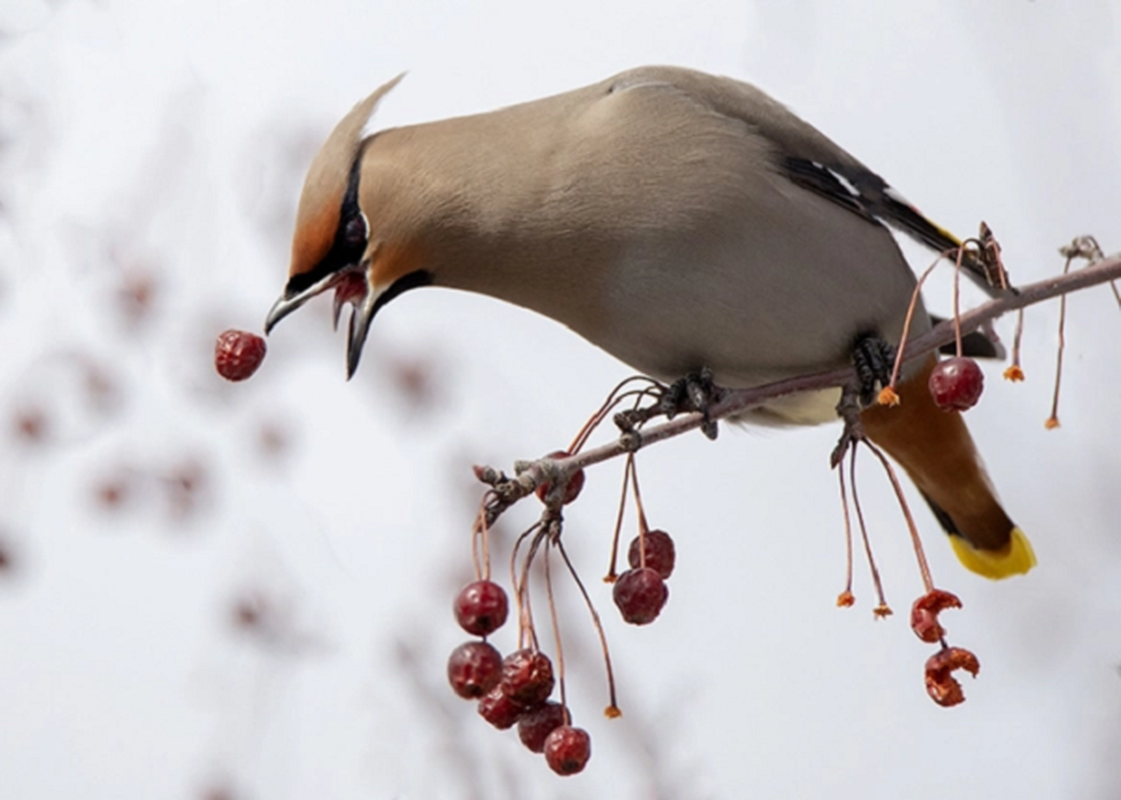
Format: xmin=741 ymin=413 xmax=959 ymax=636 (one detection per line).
xmin=542 ymin=542 xmax=568 ymax=714
xmin=952 ymin=246 xmax=966 ymax=358
xmin=569 ymin=378 xmax=660 ymax=455
xmin=863 ymin=440 xmax=935 ymax=594
xmin=557 ymin=539 xmax=620 ymax=718
xmin=836 ymin=460 xmax=855 ymax=605
xmin=605 ymin=454 xmax=633 ymax=582
xmin=510 ymin=522 xmax=544 ymax=651
xmin=848 ymin=447 xmax=890 ymax=614
xmin=886 ymin=259 xmax=941 ymax=396
xmin=1009 ymin=307 xmax=1026 ymax=380
xmin=472 ymin=497 xmax=494 ymax=582
xmin=1047 ymin=254 xmax=1075 ymax=429
xmin=628 ymin=455 xmax=651 ymax=538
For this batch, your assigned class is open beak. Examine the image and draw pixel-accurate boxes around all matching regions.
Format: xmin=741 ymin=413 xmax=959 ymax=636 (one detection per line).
xmin=264 ymin=265 xmax=377 ymax=380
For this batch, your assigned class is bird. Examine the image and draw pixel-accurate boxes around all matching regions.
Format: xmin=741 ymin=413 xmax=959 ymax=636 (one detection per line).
xmin=265 ymin=65 xmax=1034 ymax=580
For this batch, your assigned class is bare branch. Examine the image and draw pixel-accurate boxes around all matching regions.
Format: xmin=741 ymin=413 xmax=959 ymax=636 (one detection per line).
xmin=480 ymin=250 xmax=1121 ymax=512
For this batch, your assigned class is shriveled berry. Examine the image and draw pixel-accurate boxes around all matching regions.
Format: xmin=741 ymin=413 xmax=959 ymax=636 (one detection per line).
xmin=500 ymin=648 xmax=555 ymax=706
xmin=613 ymin=567 xmax=668 ymax=625
xmin=447 ymin=641 xmax=502 ymax=699
xmin=544 ymin=726 xmax=591 ymax=776
xmin=910 ymin=589 xmax=963 ymax=644
xmin=928 ymin=356 xmax=984 ymax=411
xmin=477 ymin=685 xmax=526 ymax=729
xmin=215 ymin=329 xmax=267 ymax=382
xmin=535 ymin=450 xmax=585 ymax=505
xmin=626 ymin=529 xmax=676 ymax=579
xmin=454 ymin=580 xmax=509 ymax=637
xmin=924 ymin=646 xmax=980 ymax=707
xmin=517 ymin=700 xmax=567 ymax=753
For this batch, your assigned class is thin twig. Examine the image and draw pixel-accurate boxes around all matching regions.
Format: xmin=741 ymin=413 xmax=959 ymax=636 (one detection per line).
xmin=557 ymin=539 xmax=621 ymax=718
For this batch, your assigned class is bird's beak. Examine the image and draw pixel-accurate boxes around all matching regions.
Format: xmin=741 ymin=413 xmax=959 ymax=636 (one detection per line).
xmin=264 ymin=271 xmax=341 ymax=333
xmin=264 ymin=264 xmax=377 ymax=380
xmin=345 ymin=287 xmax=377 ymax=380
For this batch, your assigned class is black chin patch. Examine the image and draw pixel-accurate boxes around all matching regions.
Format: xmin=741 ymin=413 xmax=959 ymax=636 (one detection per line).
xmin=372 ymin=270 xmax=433 ymax=317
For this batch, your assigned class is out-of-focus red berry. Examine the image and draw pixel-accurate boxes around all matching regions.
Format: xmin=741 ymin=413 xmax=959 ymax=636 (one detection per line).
xmin=454 ymin=580 xmax=509 ymax=637
xmin=626 ymin=529 xmax=676 ymax=579
xmin=13 ymin=408 xmax=47 ymax=443
xmin=544 ymin=726 xmax=592 ymax=775
xmin=215 ymin=330 xmax=267 ymax=382
xmin=447 ymin=641 xmax=503 ymax=699
xmin=535 ymin=451 xmax=585 ymax=505
xmin=928 ymin=357 xmax=984 ymax=411
xmin=613 ymin=567 xmax=668 ymax=625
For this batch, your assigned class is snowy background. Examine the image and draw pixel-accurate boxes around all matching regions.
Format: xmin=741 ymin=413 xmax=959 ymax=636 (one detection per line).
xmin=1 ymin=1 xmax=1120 ymax=798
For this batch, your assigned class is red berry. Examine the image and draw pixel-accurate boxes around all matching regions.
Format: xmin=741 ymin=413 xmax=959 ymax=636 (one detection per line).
xmin=447 ymin=641 xmax=502 ymax=699
xmin=477 ymin=685 xmax=526 ymax=729
xmin=910 ymin=589 xmax=963 ymax=644
xmin=928 ymin=356 xmax=984 ymax=411
xmin=535 ymin=450 xmax=585 ymax=505
xmin=500 ymin=648 xmax=555 ymax=706
xmin=517 ymin=700 xmax=567 ymax=753
xmin=454 ymin=580 xmax=509 ymax=637
xmin=924 ymin=646 xmax=981 ymax=707
xmin=626 ymin=529 xmax=676 ymax=579
xmin=215 ymin=329 xmax=267 ymax=382
xmin=613 ymin=567 xmax=668 ymax=625
xmin=544 ymin=726 xmax=591 ymax=776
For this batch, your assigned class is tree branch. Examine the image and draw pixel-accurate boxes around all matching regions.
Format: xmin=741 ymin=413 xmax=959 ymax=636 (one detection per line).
xmin=479 ymin=249 xmax=1121 ymax=515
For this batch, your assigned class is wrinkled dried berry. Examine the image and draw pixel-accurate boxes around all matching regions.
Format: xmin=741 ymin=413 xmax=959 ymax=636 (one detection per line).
xmin=500 ymin=648 xmax=555 ymax=706
xmin=924 ymin=646 xmax=980 ymax=707
xmin=447 ymin=641 xmax=502 ymax=699
xmin=454 ymin=579 xmax=509 ymax=637
xmin=613 ymin=567 xmax=668 ymax=625
xmin=626 ymin=529 xmax=676 ymax=579
xmin=517 ymin=701 xmax=567 ymax=753
xmin=477 ymin=685 xmax=526 ymax=730
xmin=215 ymin=330 xmax=267 ymax=382
xmin=910 ymin=589 xmax=963 ymax=644
xmin=544 ymin=725 xmax=591 ymax=776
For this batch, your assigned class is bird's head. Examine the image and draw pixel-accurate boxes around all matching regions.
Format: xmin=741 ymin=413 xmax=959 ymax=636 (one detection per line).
xmin=265 ymin=73 xmax=430 ymax=378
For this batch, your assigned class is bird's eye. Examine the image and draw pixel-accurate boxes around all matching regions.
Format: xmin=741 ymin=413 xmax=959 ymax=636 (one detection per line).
xmin=344 ymin=215 xmax=367 ymax=246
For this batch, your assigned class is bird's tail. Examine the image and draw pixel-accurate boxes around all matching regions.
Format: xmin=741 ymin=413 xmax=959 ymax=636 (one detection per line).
xmin=860 ymin=354 xmax=1035 ymax=579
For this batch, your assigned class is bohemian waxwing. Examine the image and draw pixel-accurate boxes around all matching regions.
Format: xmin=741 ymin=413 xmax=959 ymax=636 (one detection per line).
xmin=265 ymin=66 xmax=1035 ymax=580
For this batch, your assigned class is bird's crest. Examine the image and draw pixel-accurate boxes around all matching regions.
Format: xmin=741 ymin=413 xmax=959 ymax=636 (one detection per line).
xmin=289 ymin=73 xmax=406 ymax=278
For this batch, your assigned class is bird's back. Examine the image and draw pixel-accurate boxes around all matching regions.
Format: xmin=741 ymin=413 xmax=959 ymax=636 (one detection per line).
xmin=366 ymin=67 xmax=929 ymax=418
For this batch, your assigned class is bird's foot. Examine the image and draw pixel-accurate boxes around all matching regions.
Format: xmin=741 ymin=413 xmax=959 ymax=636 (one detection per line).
xmin=658 ymin=368 xmax=721 ymax=440
xmin=830 ymin=381 xmax=866 ymax=468
xmin=851 ymin=335 xmax=897 ymax=408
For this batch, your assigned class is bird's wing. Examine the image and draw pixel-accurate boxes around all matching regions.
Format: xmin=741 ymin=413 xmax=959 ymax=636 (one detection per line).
xmin=610 ymin=67 xmax=1007 ymax=295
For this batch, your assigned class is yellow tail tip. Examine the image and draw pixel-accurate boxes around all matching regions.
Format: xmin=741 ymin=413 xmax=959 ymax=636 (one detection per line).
xmin=950 ymin=528 xmax=1036 ymax=580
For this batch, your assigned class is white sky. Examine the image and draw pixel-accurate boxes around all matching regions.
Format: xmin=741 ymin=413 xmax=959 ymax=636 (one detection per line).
xmin=1 ymin=1 xmax=1120 ymax=798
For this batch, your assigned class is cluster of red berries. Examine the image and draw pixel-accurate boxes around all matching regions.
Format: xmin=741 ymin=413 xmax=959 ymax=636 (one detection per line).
xmin=613 ymin=529 xmax=675 ymax=625
xmin=446 ymin=579 xmax=591 ymax=776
